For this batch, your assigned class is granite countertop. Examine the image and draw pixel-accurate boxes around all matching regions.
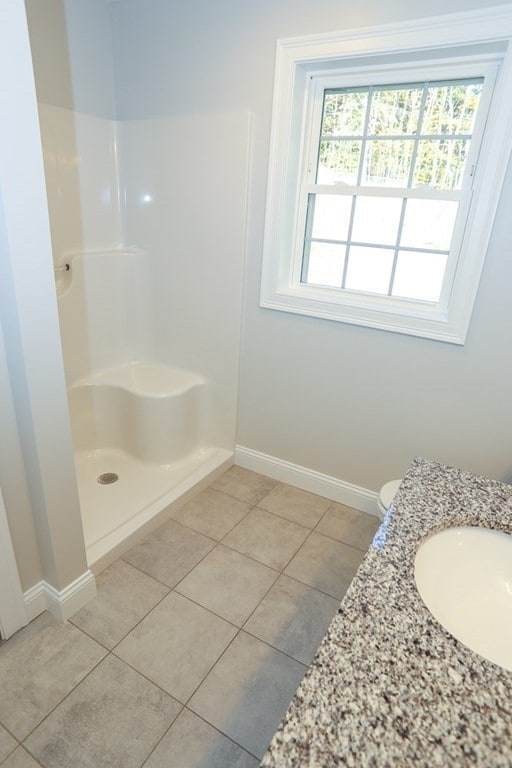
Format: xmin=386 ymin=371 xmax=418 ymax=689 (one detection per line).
xmin=261 ymin=457 xmax=512 ymax=767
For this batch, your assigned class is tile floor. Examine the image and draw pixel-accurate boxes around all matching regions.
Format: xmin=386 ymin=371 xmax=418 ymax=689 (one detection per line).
xmin=0 ymin=466 xmax=380 ymax=768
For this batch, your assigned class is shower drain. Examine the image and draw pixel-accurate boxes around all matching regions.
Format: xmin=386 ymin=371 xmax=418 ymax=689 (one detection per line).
xmin=97 ymin=472 xmax=119 ymax=485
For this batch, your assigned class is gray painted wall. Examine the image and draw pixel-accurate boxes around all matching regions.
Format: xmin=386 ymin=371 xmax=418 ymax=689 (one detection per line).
xmin=110 ymin=0 xmax=512 ymax=489
xmin=26 ymin=0 xmax=116 ymax=117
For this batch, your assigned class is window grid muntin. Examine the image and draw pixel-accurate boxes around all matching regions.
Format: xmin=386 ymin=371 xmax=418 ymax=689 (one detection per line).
xmin=320 ymin=77 xmax=482 ymax=139
xmin=304 ymin=76 xmax=483 ymax=300
xmin=387 ymin=82 xmax=429 ymax=295
xmin=306 ymin=233 xmax=450 ymax=256
xmin=317 ymin=80 xmax=482 ymax=192
xmin=303 ymin=196 xmax=459 ymax=299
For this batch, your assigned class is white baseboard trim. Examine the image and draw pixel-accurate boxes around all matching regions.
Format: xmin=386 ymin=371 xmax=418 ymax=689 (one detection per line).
xmin=24 ymin=570 xmax=97 ymax=623
xmin=235 ymin=445 xmax=380 ymax=518
xmin=23 ymin=583 xmax=47 ymax=622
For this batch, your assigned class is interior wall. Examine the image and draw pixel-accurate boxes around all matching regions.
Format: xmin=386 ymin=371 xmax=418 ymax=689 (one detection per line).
xmin=111 ymin=0 xmax=512 ymax=490
xmin=0 ymin=228 xmax=42 ymax=592
xmin=26 ymin=0 xmax=115 ymax=118
xmin=0 ymin=0 xmax=88 ymax=592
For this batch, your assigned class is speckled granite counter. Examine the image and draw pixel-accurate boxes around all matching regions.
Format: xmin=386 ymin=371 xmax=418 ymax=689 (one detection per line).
xmin=261 ymin=457 xmax=512 ymax=767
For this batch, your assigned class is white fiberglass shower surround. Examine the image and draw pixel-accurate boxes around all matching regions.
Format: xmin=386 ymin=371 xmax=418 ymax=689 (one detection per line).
xmin=38 ymin=102 xmax=249 ymax=568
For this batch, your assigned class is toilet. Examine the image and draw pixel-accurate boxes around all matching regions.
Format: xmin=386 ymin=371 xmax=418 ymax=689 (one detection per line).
xmin=377 ymin=479 xmax=402 ymax=517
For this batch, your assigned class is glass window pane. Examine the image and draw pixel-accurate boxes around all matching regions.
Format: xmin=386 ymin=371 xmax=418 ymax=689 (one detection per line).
xmin=413 ymin=139 xmax=470 ymax=190
xmin=362 ymin=140 xmax=414 ymax=187
xmin=345 ymin=246 xmax=394 ymax=294
xmin=303 ymin=242 xmax=345 ymax=287
xmin=310 ymin=194 xmax=352 ymax=241
xmin=317 ymin=140 xmax=361 ymax=185
xmin=321 ymin=90 xmax=368 ymax=137
xmin=368 ymin=85 xmax=422 ymax=136
xmin=392 ymin=250 xmax=447 ymax=301
xmin=401 ymin=199 xmax=458 ymax=251
xmin=351 ymin=196 xmax=402 ymax=246
xmin=422 ymin=82 xmax=482 ymax=136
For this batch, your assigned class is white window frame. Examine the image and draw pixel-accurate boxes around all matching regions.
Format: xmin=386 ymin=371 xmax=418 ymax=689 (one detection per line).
xmin=260 ymin=6 xmax=512 ymax=344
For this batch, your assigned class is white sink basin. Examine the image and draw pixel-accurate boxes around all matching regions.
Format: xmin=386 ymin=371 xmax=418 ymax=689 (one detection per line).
xmin=414 ymin=526 xmax=512 ymax=671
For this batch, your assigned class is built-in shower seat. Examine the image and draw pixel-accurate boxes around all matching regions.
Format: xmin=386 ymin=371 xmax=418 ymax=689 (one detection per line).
xmin=68 ymin=361 xmax=206 ymax=464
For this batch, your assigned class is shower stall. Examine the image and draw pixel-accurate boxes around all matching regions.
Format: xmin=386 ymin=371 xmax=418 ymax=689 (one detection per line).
xmin=29 ymin=5 xmax=250 ymax=569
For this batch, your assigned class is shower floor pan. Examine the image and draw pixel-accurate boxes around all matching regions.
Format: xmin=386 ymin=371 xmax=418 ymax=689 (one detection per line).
xmin=76 ymin=445 xmax=231 ymax=570
xmin=68 ymin=362 xmax=232 ymax=569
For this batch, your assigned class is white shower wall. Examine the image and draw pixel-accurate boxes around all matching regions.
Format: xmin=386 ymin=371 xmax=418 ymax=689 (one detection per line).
xmin=118 ymin=112 xmax=250 ymax=450
xmin=38 ymin=104 xmax=120 ymax=270
xmin=39 ymin=103 xmax=249 ymax=453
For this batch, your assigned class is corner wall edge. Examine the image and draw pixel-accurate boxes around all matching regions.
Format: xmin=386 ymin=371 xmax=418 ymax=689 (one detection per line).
xmin=24 ymin=569 xmax=97 ymax=623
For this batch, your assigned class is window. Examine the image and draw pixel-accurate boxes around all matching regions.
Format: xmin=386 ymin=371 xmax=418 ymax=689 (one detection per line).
xmin=261 ymin=8 xmax=512 ymax=343
xmin=302 ymin=78 xmax=482 ymax=302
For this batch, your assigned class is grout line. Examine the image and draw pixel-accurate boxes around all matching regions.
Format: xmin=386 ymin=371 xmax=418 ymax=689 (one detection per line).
xmin=0 ymin=743 xmax=19 ymax=767
xmin=313 ymin=503 xmax=380 ymax=552
xmin=108 ymin=583 xmax=197 ymax=652
xmin=256 ymin=501 xmax=329 ymax=531
xmin=173 ymin=566 xmax=279 ymax=629
xmin=270 ymin=568 xmax=352 ymax=603
xmin=109 ymin=647 xmax=187 ymax=705
xmin=309 ymin=525 xmax=375 ymax=555
xmin=113 ymin=557 xmax=173 ymax=588
xmin=241 ymin=623 xmax=313 ymax=669
xmin=212 ymin=540 xmax=283 ymax=573
xmin=240 ymin=571 xmax=342 ymax=632
xmin=169 ymin=500 xmax=254 ymax=542
xmin=138 ymin=705 xmax=184 ymax=768
xmin=183 ymin=706 xmax=263 ymax=761
xmin=0 ymin=722 xmax=20 ymax=749
xmin=14 ymin=745 xmax=46 ymax=768
xmin=207 ymin=484 xmax=279 ymax=507
xmin=19 ymin=647 xmax=107 ymax=745
xmin=119 ymin=531 xmax=218 ymax=594
xmin=183 ymin=627 xmax=307 ymax=760
xmin=180 ymin=627 xmax=243 ymax=708
xmin=71 ymin=577 xmax=173 ymax=654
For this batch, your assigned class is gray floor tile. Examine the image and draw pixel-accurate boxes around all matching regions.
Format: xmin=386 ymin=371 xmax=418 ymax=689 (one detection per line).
xmin=258 ymin=483 xmax=330 ymax=528
xmin=170 ymin=488 xmax=250 ymax=540
xmin=115 ymin=592 xmax=237 ymax=703
xmin=1 ymin=747 xmax=40 ymax=768
xmin=0 ymin=612 xmax=106 ymax=740
xmin=143 ymin=708 xmax=259 ymax=768
xmin=176 ymin=544 xmax=278 ymax=626
xmin=122 ymin=519 xmax=215 ymax=587
xmin=189 ymin=632 xmax=306 ymax=759
xmin=316 ymin=502 xmax=380 ymax=550
xmin=0 ymin=724 xmax=17 ymax=763
xmin=70 ymin=560 xmax=169 ymax=649
xmin=223 ymin=508 xmax=309 ymax=570
xmin=244 ymin=574 xmax=340 ymax=664
xmin=25 ymin=655 xmax=181 ymax=768
xmin=0 ymin=478 xmax=376 ymax=767
xmin=210 ymin=466 xmax=277 ymax=506
xmin=284 ymin=531 xmax=364 ymax=600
